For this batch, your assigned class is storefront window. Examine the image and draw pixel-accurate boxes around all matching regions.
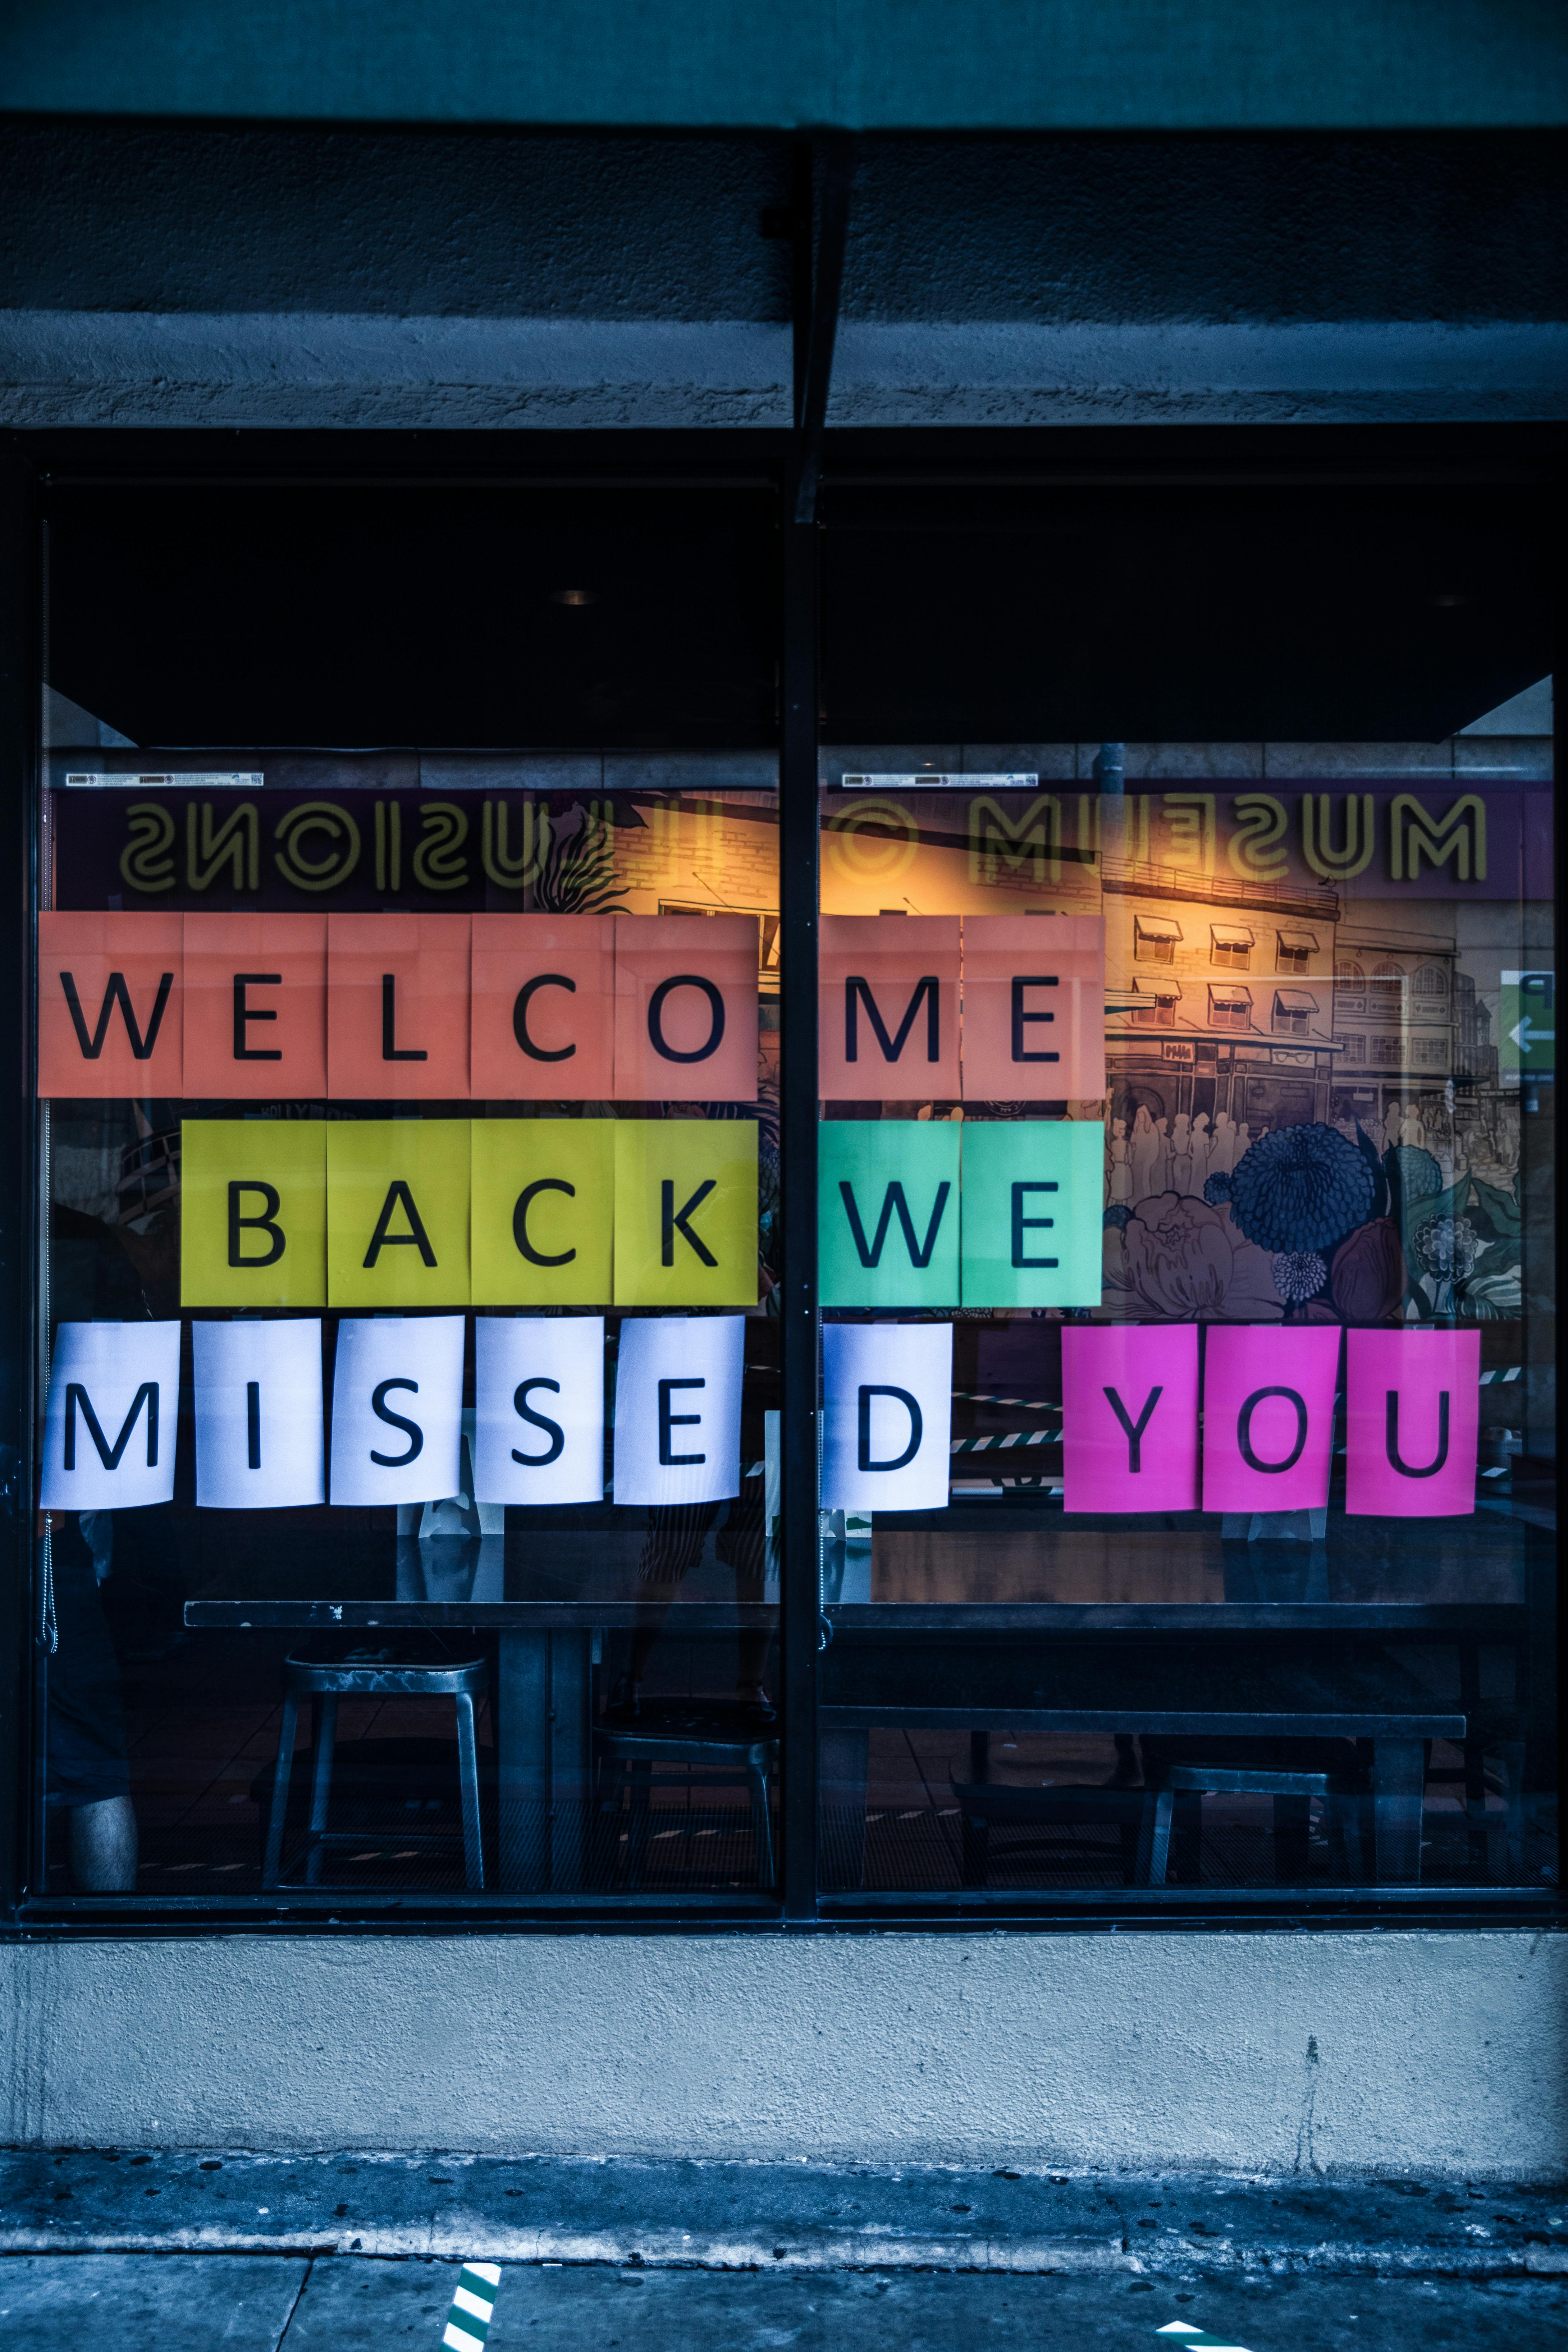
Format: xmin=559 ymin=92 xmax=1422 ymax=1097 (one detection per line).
xmin=20 ymin=457 xmax=1561 ymax=1921
xmin=812 ymin=475 xmax=1558 ymax=1907
xmin=34 ymin=480 xmax=785 ymax=1908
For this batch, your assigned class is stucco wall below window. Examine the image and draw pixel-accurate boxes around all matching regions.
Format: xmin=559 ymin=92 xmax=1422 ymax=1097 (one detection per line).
xmin=2 ymin=1931 xmax=1562 ymax=2179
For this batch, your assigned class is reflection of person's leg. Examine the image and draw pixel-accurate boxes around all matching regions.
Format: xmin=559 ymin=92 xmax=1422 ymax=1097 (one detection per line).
xmin=736 ymin=1627 xmax=772 ymax=1699
xmin=47 ymin=1525 xmax=136 ymax=1887
xmin=68 ymin=1796 xmax=138 ymax=1891
xmin=731 ymin=1533 xmax=771 ymax=1697
xmin=626 ymin=1608 xmax=670 ymax=1688
xmin=614 ymin=1503 xmax=720 ymax=1715
xmin=725 ymin=1516 xmax=774 ymax=1716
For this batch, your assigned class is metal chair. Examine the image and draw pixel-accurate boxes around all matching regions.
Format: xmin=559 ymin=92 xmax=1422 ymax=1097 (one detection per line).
xmin=262 ymin=1650 xmax=488 ymax=1890
xmin=595 ymin=1702 xmax=777 ymax=1889
xmin=1136 ymin=1738 xmax=1372 ymax=1886
xmin=949 ymin=1761 xmax=1150 ymax=1886
xmin=1424 ymin=1702 xmax=1529 ymax=1881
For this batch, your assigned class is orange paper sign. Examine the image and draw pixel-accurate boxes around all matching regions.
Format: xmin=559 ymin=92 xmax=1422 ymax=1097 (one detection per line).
xmin=182 ymin=912 xmax=328 ymax=1099
xmin=960 ymin=915 xmax=1106 ymax=1101
xmin=326 ymin=914 xmax=470 ymax=1100
xmin=818 ymin=915 xmax=960 ymax=1102
xmin=38 ymin=911 xmax=184 ymax=1098
xmin=612 ymin=914 xmax=758 ymax=1102
xmin=470 ymin=913 xmax=615 ymax=1099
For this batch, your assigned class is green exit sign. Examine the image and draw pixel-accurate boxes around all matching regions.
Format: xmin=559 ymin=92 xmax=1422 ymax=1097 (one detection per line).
xmin=1500 ymin=969 xmax=1555 ymax=1076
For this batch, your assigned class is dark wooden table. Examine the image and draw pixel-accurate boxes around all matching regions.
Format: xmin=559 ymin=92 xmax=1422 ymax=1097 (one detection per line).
xmin=817 ymin=1630 xmax=1466 ymax=1883
xmin=181 ymin=1516 xmax=1498 ymax=1890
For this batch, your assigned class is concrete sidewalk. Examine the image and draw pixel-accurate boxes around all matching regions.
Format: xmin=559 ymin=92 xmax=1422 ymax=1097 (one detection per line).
xmin=1 ymin=2253 xmax=1565 ymax=2352
xmin=2 ymin=2149 xmax=1564 ymax=2276
xmin=2 ymin=2151 xmax=1564 ymax=2352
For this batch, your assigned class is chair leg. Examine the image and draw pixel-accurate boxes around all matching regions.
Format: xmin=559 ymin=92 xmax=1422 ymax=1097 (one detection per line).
xmin=1372 ymin=1738 xmax=1427 ymax=1884
xmin=262 ymin=1693 xmax=300 ymax=1890
xmin=1498 ymin=1738 xmax=1528 ymax=1883
xmin=602 ymin=1758 xmax=629 ymax=1886
xmin=305 ymin=1695 xmax=338 ymax=1885
xmin=1142 ymin=1786 xmax=1176 ymax=1886
xmin=1172 ymin=1787 xmax=1203 ymax=1883
xmin=454 ymin=1691 xmax=485 ymax=1892
xmin=747 ymin=1761 xmax=774 ymax=1886
xmin=1461 ymin=1733 xmax=1491 ymax=1873
xmin=1117 ymin=1820 xmax=1140 ymax=1885
xmin=627 ymin=1758 xmax=654 ymax=1890
xmin=1273 ymin=1792 xmax=1312 ymax=1884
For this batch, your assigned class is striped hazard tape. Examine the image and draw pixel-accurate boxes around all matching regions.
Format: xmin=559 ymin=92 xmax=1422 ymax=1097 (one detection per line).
xmin=951 ymin=1428 xmax=1061 ymax=1454
xmin=1156 ymin=2324 xmax=1254 ymax=2351
xmin=443 ymin=2262 xmax=502 ymax=2352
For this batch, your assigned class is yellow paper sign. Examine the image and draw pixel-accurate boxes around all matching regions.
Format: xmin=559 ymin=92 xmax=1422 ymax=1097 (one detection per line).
xmin=471 ymin=1118 xmax=614 ymax=1305
xmin=181 ymin=1119 xmax=328 ymax=1308
xmin=326 ymin=1120 xmax=471 ymax=1307
xmin=613 ymin=1118 xmax=758 ymax=1307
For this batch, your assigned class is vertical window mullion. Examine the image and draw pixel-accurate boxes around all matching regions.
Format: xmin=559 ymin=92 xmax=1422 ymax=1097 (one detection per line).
xmin=777 ymin=471 xmax=822 ymax=1921
xmin=0 ymin=452 xmax=41 ymax=1924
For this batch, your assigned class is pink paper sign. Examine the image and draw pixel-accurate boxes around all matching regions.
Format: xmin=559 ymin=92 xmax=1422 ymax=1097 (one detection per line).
xmin=1201 ymin=1324 xmax=1340 ymax=1511
xmin=1061 ymin=1325 xmax=1199 ymax=1513
xmin=1345 ymin=1328 xmax=1479 ymax=1518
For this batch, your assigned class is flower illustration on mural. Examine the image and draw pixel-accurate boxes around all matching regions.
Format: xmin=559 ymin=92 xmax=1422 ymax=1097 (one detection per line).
xmin=1120 ymin=1193 xmax=1234 ymax=1315
xmin=1327 ymin=1216 xmax=1407 ymax=1323
xmin=1205 ymin=1121 xmax=1375 ymax=1253
xmin=1385 ymin=1143 xmax=1443 ymax=1212
xmin=1415 ymin=1215 xmax=1480 ymax=1283
xmin=1108 ymin=1190 xmax=1279 ymax=1319
xmin=1270 ymin=1250 xmax=1328 ymax=1306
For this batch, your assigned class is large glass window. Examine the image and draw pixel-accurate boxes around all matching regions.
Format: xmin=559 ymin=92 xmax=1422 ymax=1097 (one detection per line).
xmin=35 ymin=479 xmax=784 ymax=1909
xmin=813 ymin=477 xmax=1558 ymax=1907
xmin=20 ymin=454 xmax=1562 ymax=1922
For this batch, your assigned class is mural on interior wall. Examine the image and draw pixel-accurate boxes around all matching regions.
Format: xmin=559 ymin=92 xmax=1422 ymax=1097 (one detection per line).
xmin=1093 ymin=789 xmax=1528 ymax=1324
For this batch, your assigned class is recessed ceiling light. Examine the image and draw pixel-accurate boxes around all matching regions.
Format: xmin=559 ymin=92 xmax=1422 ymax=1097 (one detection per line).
xmin=1430 ymin=593 xmax=1470 ymax=609
xmin=550 ymin=587 xmax=597 ymax=607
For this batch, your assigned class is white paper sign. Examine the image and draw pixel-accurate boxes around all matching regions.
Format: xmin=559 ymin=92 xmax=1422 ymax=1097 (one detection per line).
xmin=41 ymin=1321 xmax=182 ymax=1511
xmin=473 ymin=1315 xmax=606 ymax=1507
xmin=192 ymin=1318 xmax=325 ymax=1510
xmin=822 ymin=1321 xmax=953 ymax=1513
xmin=612 ymin=1315 xmax=744 ymax=1507
xmin=329 ymin=1315 xmax=465 ymax=1507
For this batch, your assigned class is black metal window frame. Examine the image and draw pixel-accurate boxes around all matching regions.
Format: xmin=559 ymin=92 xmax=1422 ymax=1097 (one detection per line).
xmin=2 ymin=391 xmax=1564 ymax=1936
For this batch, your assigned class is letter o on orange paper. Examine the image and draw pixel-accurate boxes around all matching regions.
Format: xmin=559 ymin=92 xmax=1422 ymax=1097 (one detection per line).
xmin=612 ymin=914 xmax=758 ymax=1102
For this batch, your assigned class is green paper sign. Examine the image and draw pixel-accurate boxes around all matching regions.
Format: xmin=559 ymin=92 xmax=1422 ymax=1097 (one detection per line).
xmin=959 ymin=1119 xmax=1103 ymax=1308
xmin=820 ymin=1120 xmax=960 ymax=1308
